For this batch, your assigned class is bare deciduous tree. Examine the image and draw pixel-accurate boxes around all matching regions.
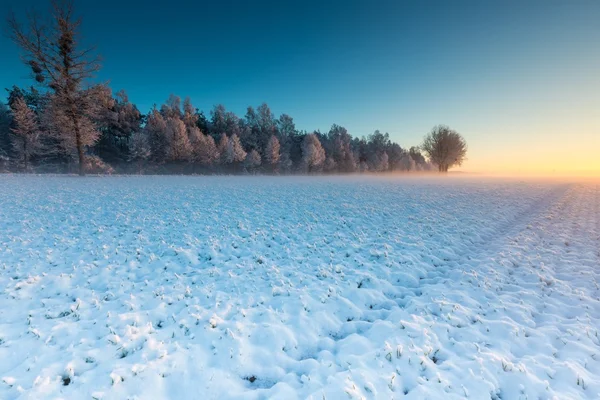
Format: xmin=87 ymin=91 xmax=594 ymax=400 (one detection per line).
xmin=9 ymin=0 xmax=104 ymax=175
xmin=421 ymin=125 xmax=467 ymax=172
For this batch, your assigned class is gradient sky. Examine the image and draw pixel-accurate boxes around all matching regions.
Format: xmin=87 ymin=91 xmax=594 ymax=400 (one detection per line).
xmin=1 ymin=0 xmax=599 ymax=174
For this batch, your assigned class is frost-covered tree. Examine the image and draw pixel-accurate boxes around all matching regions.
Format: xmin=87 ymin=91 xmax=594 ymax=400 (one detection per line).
xmin=264 ymin=135 xmax=280 ymax=171
xmin=421 ymin=125 xmax=467 ymax=172
xmin=10 ymin=97 xmax=40 ymax=170
xmin=193 ymin=131 xmax=219 ymax=167
xmin=301 ymin=133 xmax=326 ymax=172
xmin=386 ymin=143 xmax=404 ymax=171
xmin=244 ymin=149 xmax=261 ymax=173
xmin=409 ymin=146 xmax=426 ymax=167
xmin=225 ymin=134 xmax=246 ymax=165
xmin=397 ymin=151 xmax=416 ymax=171
xmin=128 ymin=130 xmax=150 ymax=173
xmin=326 ymin=124 xmax=356 ymax=172
xmin=371 ymin=151 xmax=389 ymax=172
xmin=0 ymin=103 xmax=12 ymax=160
xmin=9 ymin=0 xmax=104 ymax=175
xmin=323 ymin=156 xmax=337 ymax=173
xmin=144 ymin=107 xmax=168 ymax=163
xmin=161 ymin=94 xmax=182 ymax=120
xmin=182 ymin=97 xmax=198 ymax=128
xmin=166 ymin=117 xmax=192 ymax=162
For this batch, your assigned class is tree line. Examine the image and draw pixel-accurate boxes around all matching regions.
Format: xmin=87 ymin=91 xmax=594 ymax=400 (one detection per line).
xmin=1 ymin=1 xmax=467 ymax=175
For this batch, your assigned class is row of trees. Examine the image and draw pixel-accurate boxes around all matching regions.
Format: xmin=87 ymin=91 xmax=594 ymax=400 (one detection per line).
xmin=1 ymin=1 xmax=466 ymax=175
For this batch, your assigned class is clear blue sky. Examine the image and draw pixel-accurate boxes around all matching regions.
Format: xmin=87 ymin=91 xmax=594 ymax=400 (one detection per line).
xmin=1 ymin=0 xmax=599 ymax=173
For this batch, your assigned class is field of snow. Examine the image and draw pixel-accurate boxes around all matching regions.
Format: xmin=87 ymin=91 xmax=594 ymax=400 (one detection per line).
xmin=0 ymin=175 xmax=598 ymax=399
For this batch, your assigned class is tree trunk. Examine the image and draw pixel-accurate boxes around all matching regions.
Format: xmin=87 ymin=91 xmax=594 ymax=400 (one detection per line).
xmin=75 ymin=127 xmax=85 ymax=176
xmin=69 ymin=103 xmax=86 ymax=176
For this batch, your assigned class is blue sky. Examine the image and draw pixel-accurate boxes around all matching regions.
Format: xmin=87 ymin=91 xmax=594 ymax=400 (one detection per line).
xmin=1 ymin=0 xmax=599 ymax=173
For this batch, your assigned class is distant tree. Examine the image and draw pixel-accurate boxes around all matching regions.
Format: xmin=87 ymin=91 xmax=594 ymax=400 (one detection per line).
xmin=144 ymin=107 xmax=168 ymax=163
xmin=365 ymin=130 xmax=391 ymax=171
xmin=182 ymin=97 xmax=198 ymax=128
xmin=264 ymin=135 xmax=280 ymax=171
xmin=165 ymin=117 xmax=192 ymax=162
xmin=397 ymin=150 xmax=416 ymax=171
xmin=10 ymin=96 xmax=40 ymax=170
xmin=323 ymin=156 xmax=337 ymax=173
xmin=256 ymin=103 xmax=276 ymax=155
xmin=94 ymin=89 xmax=142 ymax=165
xmin=372 ymin=151 xmax=389 ymax=172
xmin=409 ymin=146 xmax=426 ymax=166
xmin=216 ymin=133 xmax=229 ymax=165
xmin=161 ymin=94 xmax=182 ymax=119
xmin=9 ymin=0 xmax=105 ymax=175
xmin=386 ymin=143 xmax=404 ymax=171
xmin=196 ymin=110 xmax=209 ymax=135
xmin=209 ymin=104 xmax=241 ymax=140
xmin=128 ymin=130 xmax=150 ymax=173
xmin=326 ymin=124 xmax=356 ymax=172
xmin=193 ymin=131 xmax=219 ymax=167
xmin=301 ymin=133 xmax=326 ymax=172
xmin=7 ymin=86 xmax=44 ymax=112
xmin=241 ymin=103 xmax=275 ymax=155
xmin=224 ymin=134 xmax=246 ymax=165
xmin=0 ymin=103 xmax=12 ymax=160
xmin=210 ymin=104 xmax=228 ymax=138
xmin=276 ymin=114 xmax=298 ymax=171
xmin=421 ymin=125 xmax=467 ymax=172
xmin=244 ymin=149 xmax=261 ymax=173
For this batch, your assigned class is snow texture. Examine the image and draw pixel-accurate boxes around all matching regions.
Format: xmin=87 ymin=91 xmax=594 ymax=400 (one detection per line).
xmin=0 ymin=175 xmax=599 ymax=399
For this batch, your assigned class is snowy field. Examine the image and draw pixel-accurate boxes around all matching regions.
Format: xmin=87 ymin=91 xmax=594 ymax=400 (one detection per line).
xmin=0 ymin=175 xmax=599 ymax=400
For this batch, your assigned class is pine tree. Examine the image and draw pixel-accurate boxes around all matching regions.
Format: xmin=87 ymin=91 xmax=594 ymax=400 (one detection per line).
xmin=276 ymin=114 xmax=298 ymax=171
xmin=95 ymin=89 xmax=142 ymax=164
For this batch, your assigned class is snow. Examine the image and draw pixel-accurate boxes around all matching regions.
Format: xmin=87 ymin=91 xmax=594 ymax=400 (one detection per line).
xmin=0 ymin=175 xmax=598 ymax=399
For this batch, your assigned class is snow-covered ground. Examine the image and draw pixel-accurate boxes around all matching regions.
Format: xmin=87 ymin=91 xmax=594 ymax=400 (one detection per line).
xmin=0 ymin=175 xmax=598 ymax=400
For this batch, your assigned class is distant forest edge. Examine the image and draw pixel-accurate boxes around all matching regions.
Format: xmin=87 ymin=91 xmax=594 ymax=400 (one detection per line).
xmin=1 ymin=1 xmax=467 ymax=176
